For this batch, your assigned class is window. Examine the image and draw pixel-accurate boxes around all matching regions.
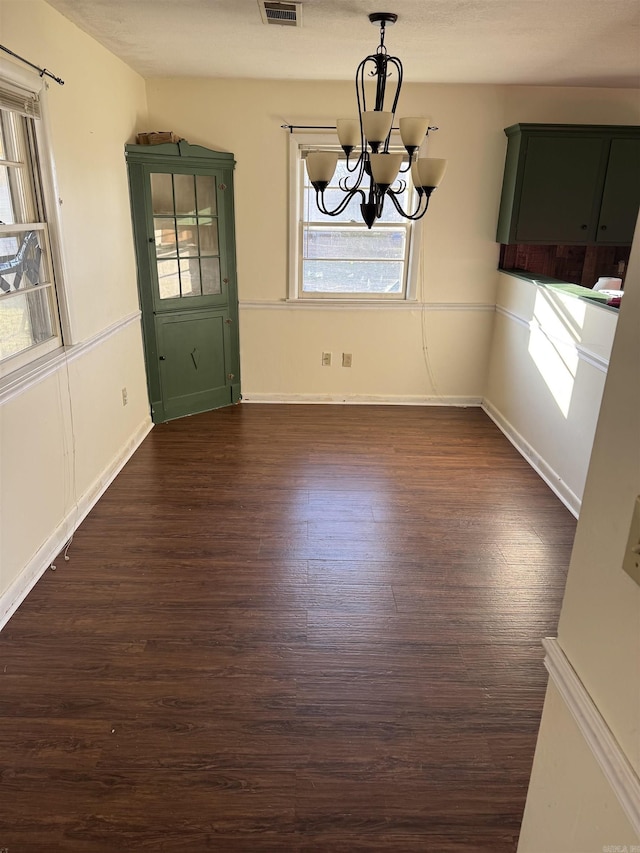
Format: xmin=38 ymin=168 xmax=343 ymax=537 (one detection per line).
xmin=289 ymin=134 xmax=420 ymax=301
xmin=0 ymin=73 xmax=62 ymax=374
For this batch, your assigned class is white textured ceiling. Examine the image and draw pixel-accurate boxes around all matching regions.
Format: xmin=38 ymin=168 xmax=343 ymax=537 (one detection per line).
xmin=46 ymin=0 xmax=640 ymax=87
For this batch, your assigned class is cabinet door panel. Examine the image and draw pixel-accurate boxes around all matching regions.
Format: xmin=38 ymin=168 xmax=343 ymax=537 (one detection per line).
xmin=596 ymin=138 xmax=640 ymax=244
xmin=515 ymin=136 xmax=606 ymax=244
xmin=155 ymin=311 xmax=231 ymax=421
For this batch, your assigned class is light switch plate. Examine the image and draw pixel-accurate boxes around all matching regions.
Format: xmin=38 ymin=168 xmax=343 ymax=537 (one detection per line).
xmin=622 ymin=495 xmax=640 ymax=586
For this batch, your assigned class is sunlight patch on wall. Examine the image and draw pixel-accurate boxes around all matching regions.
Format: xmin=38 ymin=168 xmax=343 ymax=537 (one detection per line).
xmin=528 ymin=288 xmax=583 ymax=419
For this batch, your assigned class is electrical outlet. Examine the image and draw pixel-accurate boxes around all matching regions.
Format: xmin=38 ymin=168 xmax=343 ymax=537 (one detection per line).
xmin=622 ymin=495 xmax=640 ymax=586
xmin=322 ymin=352 xmax=332 ymax=367
xmin=342 ymin=352 xmax=353 ymax=367
xmin=121 ymin=387 xmax=128 ymax=406
xmin=617 ymin=260 xmax=626 ymax=275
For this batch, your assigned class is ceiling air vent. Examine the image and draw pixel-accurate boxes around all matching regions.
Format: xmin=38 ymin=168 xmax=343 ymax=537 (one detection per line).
xmin=259 ymin=1 xmax=302 ymax=27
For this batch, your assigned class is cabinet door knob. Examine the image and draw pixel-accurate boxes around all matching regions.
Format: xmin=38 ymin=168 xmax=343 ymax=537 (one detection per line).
xmin=580 ymin=224 xmax=588 ymax=230
xmin=600 ymin=225 xmax=607 ymax=231
xmin=159 ymin=355 xmax=166 ymax=360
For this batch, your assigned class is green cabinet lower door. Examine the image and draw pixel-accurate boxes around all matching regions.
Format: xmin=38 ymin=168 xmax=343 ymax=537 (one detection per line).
xmin=155 ymin=310 xmax=233 ymax=422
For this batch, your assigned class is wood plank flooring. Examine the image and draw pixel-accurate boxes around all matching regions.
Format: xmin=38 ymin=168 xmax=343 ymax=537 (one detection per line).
xmin=0 ymin=404 xmax=576 ymax=852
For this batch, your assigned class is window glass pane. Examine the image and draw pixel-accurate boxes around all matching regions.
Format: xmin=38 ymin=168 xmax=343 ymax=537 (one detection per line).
xmin=156 ymin=259 xmax=180 ymax=298
xmin=196 ymin=175 xmax=216 ymax=215
xmin=302 ymin=260 xmax=404 ymax=295
xmin=179 ymin=258 xmax=202 ymax=297
xmin=150 ymin=173 xmax=173 ymax=215
xmin=0 ymin=229 xmax=50 ymax=291
xmin=299 ymin=150 xmax=411 ymax=297
xmin=304 ymin=185 xmax=363 ymax=223
xmin=303 ymin=158 xmax=409 ymax=223
xmin=0 ymin=285 xmax=55 ymax=360
xmin=201 ymin=258 xmax=221 ymax=295
xmin=304 ymin=227 xmax=405 ymax=261
xmin=198 ymin=218 xmax=219 ymax=255
xmin=0 ymin=108 xmax=62 ymax=367
xmin=0 ymin=113 xmax=37 ymax=224
xmin=0 ymin=166 xmax=14 ymax=224
xmin=154 ymin=218 xmax=177 ymax=257
xmin=174 ymin=174 xmax=196 ymax=215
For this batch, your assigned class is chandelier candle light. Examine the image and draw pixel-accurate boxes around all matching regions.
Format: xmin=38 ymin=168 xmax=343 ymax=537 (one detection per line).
xmin=306 ymin=12 xmax=447 ymax=229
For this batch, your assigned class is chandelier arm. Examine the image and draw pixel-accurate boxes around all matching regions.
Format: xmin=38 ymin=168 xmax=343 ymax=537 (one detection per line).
xmin=356 ymin=56 xmax=370 ymax=116
xmin=338 ymin=151 xmax=366 ymax=192
xmin=386 ymin=187 xmax=432 ymax=220
xmin=374 ymin=53 xmax=387 ymax=112
xmin=382 ymin=56 xmax=403 ymax=152
xmin=387 ymin=57 xmax=403 ymax=115
xmin=391 ymin=179 xmax=407 ymax=194
xmin=344 ymin=149 xmax=364 ymax=174
xmin=315 ymin=186 xmax=366 ymax=218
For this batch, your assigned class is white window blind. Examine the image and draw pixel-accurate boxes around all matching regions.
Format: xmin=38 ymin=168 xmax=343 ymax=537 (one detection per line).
xmin=0 ymin=80 xmax=41 ymax=119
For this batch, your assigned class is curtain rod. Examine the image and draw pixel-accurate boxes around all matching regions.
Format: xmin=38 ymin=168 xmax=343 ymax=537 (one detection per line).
xmin=0 ymin=44 xmax=64 ymax=86
xmin=282 ymin=123 xmax=438 ymax=133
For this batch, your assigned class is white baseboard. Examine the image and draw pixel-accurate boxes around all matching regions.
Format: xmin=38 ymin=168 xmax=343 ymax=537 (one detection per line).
xmin=482 ymin=399 xmax=581 ymax=518
xmin=0 ymin=417 xmax=153 ymax=632
xmin=241 ymin=393 xmax=483 ymax=406
xmin=543 ymin=638 xmax=640 ymax=836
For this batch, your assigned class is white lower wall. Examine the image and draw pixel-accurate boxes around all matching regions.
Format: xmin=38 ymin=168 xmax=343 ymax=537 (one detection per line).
xmin=0 ymin=319 xmax=152 ymax=626
xmin=240 ymin=302 xmax=494 ymax=403
xmin=518 ymin=680 xmax=638 ymax=853
xmin=484 ymin=273 xmax=618 ymax=513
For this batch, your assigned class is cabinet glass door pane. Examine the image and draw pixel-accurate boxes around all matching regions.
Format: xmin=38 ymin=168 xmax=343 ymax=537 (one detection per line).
xmin=198 ymin=219 xmax=219 ymax=254
xmin=150 ymin=172 xmax=221 ymax=301
xmin=196 ymin=175 xmax=217 ymax=215
xmin=150 ymin=173 xmax=173 ymax=214
xmin=176 ymin=220 xmax=199 ymax=257
xmin=157 ymin=260 xmax=180 ymax=298
xmin=201 ymin=258 xmax=221 ymax=294
xmin=154 ymin=218 xmax=177 ymax=257
xmin=174 ymin=174 xmax=196 ymax=215
xmin=179 ymin=258 xmax=202 ymax=297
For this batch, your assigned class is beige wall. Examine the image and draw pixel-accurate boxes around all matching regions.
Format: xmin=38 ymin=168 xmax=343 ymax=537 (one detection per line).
xmin=0 ymin=0 xmax=150 ymax=609
xmin=145 ymin=79 xmax=639 ymax=405
xmin=145 ymin=79 xmax=504 ymax=401
xmin=518 ymin=227 xmax=640 ymax=848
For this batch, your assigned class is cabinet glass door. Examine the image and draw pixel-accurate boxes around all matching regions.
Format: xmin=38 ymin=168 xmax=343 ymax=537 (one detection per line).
xmin=149 ymin=170 xmax=225 ymax=310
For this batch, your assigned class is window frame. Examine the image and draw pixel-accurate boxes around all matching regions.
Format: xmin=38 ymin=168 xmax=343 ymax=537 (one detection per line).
xmin=0 ymin=58 xmax=69 ymax=380
xmin=288 ymin=131 xmax=421 ymax=302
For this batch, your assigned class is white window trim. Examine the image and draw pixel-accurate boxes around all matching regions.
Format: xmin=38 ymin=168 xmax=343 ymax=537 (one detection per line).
xmin=0 ymin=56 xmax=71 ymax=382
xmin=287 ymin=130 xmax=421 ymax=303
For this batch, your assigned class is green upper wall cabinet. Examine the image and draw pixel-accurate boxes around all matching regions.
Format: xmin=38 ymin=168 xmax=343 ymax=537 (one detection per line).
xmin=126 ymin=141 xmax=241 ymax=423
xmin=496 ymin=124 xmax=640 ymax=246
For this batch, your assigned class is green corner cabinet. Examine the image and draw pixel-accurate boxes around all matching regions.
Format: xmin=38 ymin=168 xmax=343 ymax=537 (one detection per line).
xmin=496 ymin=123 xmax=640 ymax=245
xmin=126 ymin=141 xmax=241 ymax=423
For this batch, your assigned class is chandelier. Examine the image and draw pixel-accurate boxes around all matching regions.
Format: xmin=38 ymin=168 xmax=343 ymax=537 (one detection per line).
xmin=306 ymin=12 xmax=447 ymax=229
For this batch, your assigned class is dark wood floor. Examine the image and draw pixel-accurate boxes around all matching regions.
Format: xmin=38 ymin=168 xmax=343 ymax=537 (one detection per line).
xmin=0 ymin=404 xmax=576 ymax=852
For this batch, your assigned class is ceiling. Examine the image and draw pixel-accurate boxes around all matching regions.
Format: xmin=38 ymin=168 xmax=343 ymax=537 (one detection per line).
xmin=46 ymin=0 xmax=640 ymax=88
